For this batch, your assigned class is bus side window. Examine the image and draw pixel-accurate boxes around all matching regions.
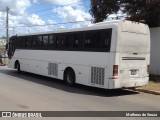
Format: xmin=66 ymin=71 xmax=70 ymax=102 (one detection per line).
xmin=42 ymin=35 xmax=49 ymax=48
xmin=50 ymin=34 xmax=56 ymax=49
xmin=32 ymin=36 xmax=37 ymax=48
xmin=85 ymin=32 xmax=96 ymax=49
xmin=56 ymin=34 xmax=64 ymax=48
xmin=97 ymin=32 xmax=102 ymax=49
xmin=55 ymin=34 xmax=59 ymax=48
xmin=38 ymin=36 xmax=43 ymax=48
xmin=24 ymin=37 xmax=29 ymax=48
xmin=49 ymin=35 xmax=54 ymax=49
xmin=74 ymin=33 xmax=79 ymax=48
xmin=16 ymin=37 xmax=20 ymax=48
xmin=84 ymin=32 xmax=88 ymax=48
xmin=61 ymin=34 xmax=65 ymax=48
xmin=99 ymin=29 xmax=112 ymax=51
xmin=20 ymin=37 xmax=25 ymax=48
xmin=28 ymin=36 xmax=33 ymax=48
xmin=65 ymin=33 xmax=74 ymax=49
xmin=74 ymin=32 xmax=83 ymax=49
xmin=102 ymin=32 xmax=109 ymax=48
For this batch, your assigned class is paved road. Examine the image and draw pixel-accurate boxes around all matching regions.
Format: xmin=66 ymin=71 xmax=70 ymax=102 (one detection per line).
xmin=0 ymin=66 xmax=160 ymax=120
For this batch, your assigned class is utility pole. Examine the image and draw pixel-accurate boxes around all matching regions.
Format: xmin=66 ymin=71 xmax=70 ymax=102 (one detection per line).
xmin=6 ymin=7 xmax=9 ymax=44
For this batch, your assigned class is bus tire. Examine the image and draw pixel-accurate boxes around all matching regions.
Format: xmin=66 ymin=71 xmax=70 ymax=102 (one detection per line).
xmin=15 ymin=61 xmax=21 ymax=74
xmin=64 ymin=68 xmax=76 ymax=86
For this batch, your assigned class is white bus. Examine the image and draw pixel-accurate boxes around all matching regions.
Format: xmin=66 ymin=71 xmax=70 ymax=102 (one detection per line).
xmin=7 ymin=20 xmax=150 ymax=89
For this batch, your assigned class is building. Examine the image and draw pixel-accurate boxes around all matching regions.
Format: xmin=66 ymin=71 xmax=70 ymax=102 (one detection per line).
xmin=150 ymin=27 xmax=160 ymax=75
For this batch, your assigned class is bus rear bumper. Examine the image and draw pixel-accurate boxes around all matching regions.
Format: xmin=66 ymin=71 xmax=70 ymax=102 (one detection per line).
xmin=113 ymin=77 xmax=149 ymax=89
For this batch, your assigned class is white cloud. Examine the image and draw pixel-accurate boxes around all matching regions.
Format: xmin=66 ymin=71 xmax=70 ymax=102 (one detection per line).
xmin=42 ymin=0 xmax=80 ymax=5
xmin=0 ymin=0 xmax=31 ymax=15
xmin=9 ymin=14 xmax=47 ymax=35
xmin=47 ymin=20 xmax=56 ymax=24
xmin=0 ymin=0 xmax=91 ymax=37
xmin=25 ymin=14 xmax=46 ymax=25
xmin=32 ymin=0 xmax=38 ymax=3
xmin=54 ymin=5 xmax=92 ymax=28
xmin=60 ymin=25 xmax=65 ymax=29
xmin=56 ymin=6 xmax=91 ymax=21
xmin=0 ymin=0 xmax=48 ymax=37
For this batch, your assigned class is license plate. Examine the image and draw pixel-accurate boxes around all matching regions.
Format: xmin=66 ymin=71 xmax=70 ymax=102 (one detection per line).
xmin=130 ymin=69 xmax=137 ymax=75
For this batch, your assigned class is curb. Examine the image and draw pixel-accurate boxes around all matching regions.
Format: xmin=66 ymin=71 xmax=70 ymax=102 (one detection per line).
xmin=135 ymin=89 xmax=160 ymax=95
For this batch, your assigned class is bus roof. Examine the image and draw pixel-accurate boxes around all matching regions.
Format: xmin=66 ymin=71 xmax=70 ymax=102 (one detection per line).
xmin=14 ymin=20 xmax=148 ymax=37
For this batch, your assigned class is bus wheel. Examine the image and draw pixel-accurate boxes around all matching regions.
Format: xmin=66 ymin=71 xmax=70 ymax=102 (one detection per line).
xmin=16 ymin=62 xmax=21 ymax=74
xmin=64 ymin=68 xmax=75 ymax=86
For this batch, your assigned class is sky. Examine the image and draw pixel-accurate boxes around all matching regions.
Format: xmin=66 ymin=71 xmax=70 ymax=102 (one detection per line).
xmin=0 ymin=0 xmax=92 ymax=37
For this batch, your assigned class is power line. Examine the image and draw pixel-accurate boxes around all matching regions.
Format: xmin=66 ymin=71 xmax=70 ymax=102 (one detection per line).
xmin=39 ymin=14 xmax=56 ymax=19
xmin=37 ymin=13 xmax=56 ymax=18
xmin=0 ymin=8 xmax=5 ymax=11
xmin=30 ymin=8 xmax=53 ymax=14
xmin=11 ymin=20 xmax=91 ymax=28
xmin=29 ymin=1 xmax=82 ymax=14
xmin=0 ymin=24 xmax=6 ymax=28
xmin=0 ymin=27 xmax=6 ymax=31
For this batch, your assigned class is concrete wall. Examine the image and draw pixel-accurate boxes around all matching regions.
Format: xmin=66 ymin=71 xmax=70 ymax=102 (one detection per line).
xmin=150 ymin=27 xmax=160 ymax=75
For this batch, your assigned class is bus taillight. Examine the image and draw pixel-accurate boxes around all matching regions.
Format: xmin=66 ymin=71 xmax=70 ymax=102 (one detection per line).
xmin=147 ymin=65 xmax=150 ymax=74
xmin=113 ymin=65 xmax=118 ymax=78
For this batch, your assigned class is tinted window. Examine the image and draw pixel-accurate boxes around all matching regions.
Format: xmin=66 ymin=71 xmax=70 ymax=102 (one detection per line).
xmin=74 ymin=32 xmax=83 ymax=48
xmin=49 ymin=35 xmax=55 ymax=48
xmin=84 ymin=32 xmax=97 ymax=48
xmin=65 ymin=33 xmax=74 ymax=48
xmin=12 ymin=28 xmax=112 ymax=52
xmin=24 ymin=37 xmax=29 ymax=48
xmin=16 ymin=37 xmax=20 ymax=48
xmin=28 ymin=36 xmax=33 ymax=48
xmin=37 ymin=36 xmax=42 ymax=48
xmin=42 ymin=35 xmax=48 ymax=48
xmin=20 ymin=37 xmax=25 ymax=48
xmin=32 ymin=36 xmax=37 ymax=48
xmin=97 ymin=29 xmax=112 ymax=50
xmin=56 ymin=34 xmax=64 ymax=48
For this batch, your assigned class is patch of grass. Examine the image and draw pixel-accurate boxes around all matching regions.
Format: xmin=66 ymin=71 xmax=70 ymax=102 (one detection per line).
xmin=139 ymin=81 xmax=160 ymax=91
xmin=138 ymin=74 xmax=160 ymax=92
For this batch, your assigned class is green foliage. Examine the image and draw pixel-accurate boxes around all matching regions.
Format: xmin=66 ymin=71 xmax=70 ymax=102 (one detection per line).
xmin=90 ymin=0 xmax=160 ymax=27
xmin=0 ymin=39 xmax=6 ymax=53
xmin=0 ymin=45 xmax=5 ymax=53
xmin=90 ymin=0 xmax=120 ymax=23
xmin=121 ymin=0 xmax=160 ymax=27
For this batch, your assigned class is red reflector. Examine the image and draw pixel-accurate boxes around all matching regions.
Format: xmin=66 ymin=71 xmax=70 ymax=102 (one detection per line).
xmin=147 ymin=65 xmax=150 ymax=74
xmin=113 ymin=65 xmax=118 ymax=77
xmin=112 ymin=76 xmax=118 ymax=79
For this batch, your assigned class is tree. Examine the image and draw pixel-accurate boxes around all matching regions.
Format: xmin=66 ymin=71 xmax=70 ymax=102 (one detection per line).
xmin=90 ymin=0 xmax=160 ymax=27
xmin=121 ymin=0 xmax=160 ymax=27
xmin=0 ymin=38 xmax=6 ymax=53
xmin=90 ymin=0 xmax=120 ymax=23
xmin=0 ymin=44 xmax=5 ymax=53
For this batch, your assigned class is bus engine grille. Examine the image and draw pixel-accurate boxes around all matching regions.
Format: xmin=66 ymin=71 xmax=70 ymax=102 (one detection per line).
xmin=48 ymin=63 xmax=58 ymax=76
xmin=91 ymin=67 xmax=105 ymax=86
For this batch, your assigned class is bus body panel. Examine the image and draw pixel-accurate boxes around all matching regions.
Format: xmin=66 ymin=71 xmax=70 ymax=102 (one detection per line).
xmin=8 ymin=20 xmax=150 ymax=89
xmin=110 ymin=21 xmax=150 ymax=89
xmin=8 ymin=50 xmax=114 ymax=89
